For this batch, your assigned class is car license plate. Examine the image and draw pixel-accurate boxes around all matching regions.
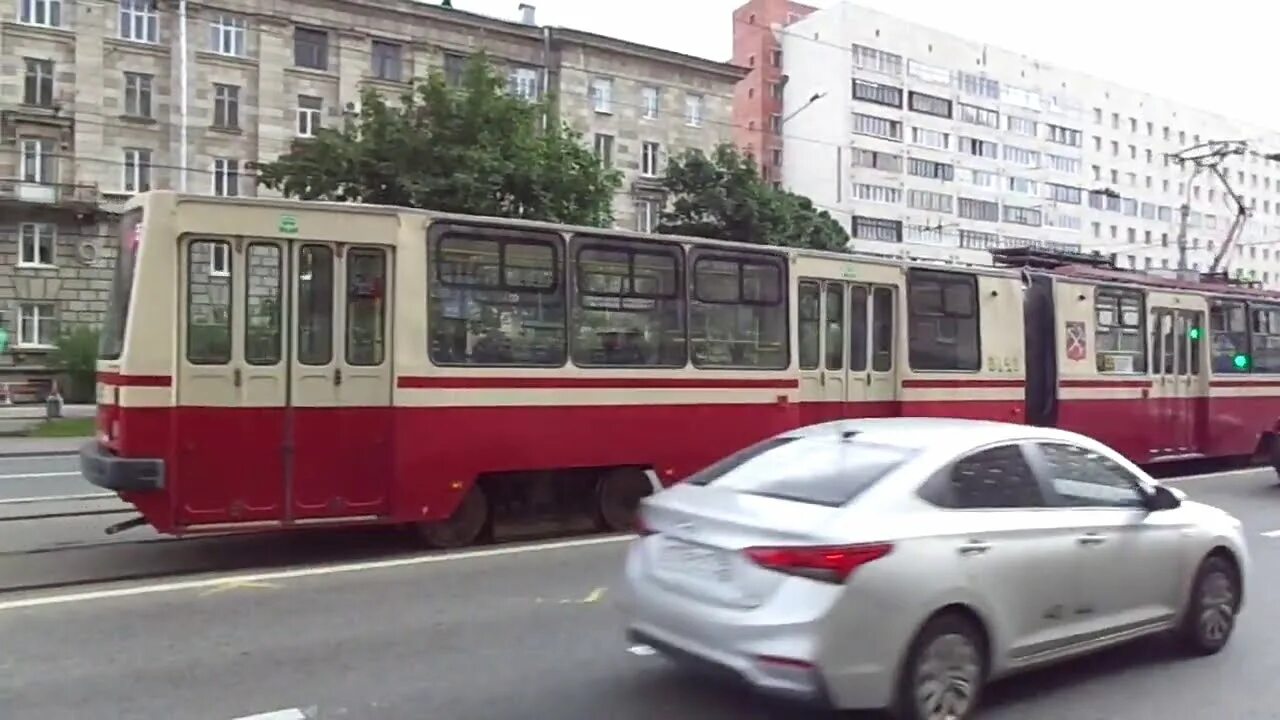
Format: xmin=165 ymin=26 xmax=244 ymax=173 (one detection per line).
xmin=661 ymin=538 xmax=731 ymax=583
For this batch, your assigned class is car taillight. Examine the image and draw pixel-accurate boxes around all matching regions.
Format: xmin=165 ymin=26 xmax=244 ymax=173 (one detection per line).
xmin=743 ymin=542 xmax=893 ymax=583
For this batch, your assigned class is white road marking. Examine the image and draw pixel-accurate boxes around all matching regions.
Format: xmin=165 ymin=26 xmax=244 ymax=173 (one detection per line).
xmin=0 ymin=534 xmax=634 ymax=613
xmin=230 ymin=709 xmax=308 ymax=720
xmin=1162 ymin=467 xmax=1271 ymax=484
xmin=0 ymin=491 xmax=116 ymax=506
xmin=1261 ymin=530 xmax=1280 ymax=538
xmin=627 ymin=644 xmax=656 ymax=657
xmin=0 ymin=471 xmax=79 ymax=481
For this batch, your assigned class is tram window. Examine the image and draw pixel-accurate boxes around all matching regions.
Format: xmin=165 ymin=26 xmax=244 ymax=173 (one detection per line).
xmin=1094 ymin=288 xmax=1146 ymax=373
xmin=689 ymin=250 xmax=788 ymax=369
xmin=346 ymin=248 xmax=387 ymax=366
xmin=185 ymin=239 xmax=233 ymax=365
xmin=244 ymin=244 xmax=282 ymax=365
xmin=825 ymin=283 xmax=845 ymax=371
xmin=906 ymin=270 xmax=979 ymax=371
xmin=429 ymin=230 xmax=566 ymax=366
xmin=798 ymin=281 xmax=820 ymax=370
xmin=572 ymin=239 xmax=685 ymax=368
xmin=872 ymin=286 xmax=895 ymax=372
xmin=1189 ymin=311 xmax=1204 ymax=375
xmin=297 ymin=245 xmax=334 ymax=366
xmin=849 ymin=285 xmax=868 ymax=372
xmin=1209 ymin=299 xmax=1250 ymax=372
xmin=1250 ymin=305 xmax=1280 ymax=372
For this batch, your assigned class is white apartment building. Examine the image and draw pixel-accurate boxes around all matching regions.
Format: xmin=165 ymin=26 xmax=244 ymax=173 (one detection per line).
xmin=780 ymin=3 xmax=1280 ymax=284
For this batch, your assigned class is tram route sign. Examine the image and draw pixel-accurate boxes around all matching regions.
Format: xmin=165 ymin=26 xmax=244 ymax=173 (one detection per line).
xmin=278 ymin=215 xmax=299 ymax=234
xmin=1064 ymin=321 xmax=1087 ymax=361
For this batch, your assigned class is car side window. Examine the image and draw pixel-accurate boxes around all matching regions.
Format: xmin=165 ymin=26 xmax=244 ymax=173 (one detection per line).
xmin=946 ymin=443 xmax=1046 ymax=509
xmin=1035 ymin=442 xmax=1147 ymax=508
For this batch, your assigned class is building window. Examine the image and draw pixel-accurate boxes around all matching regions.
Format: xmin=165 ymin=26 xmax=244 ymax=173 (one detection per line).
xmin=296 ymin=95 xmax=322 ymax=137
xmin=957 ymin=103 xmax=999 ymax=128
xmin=210 ymin=14 xmax=246 ymax=56
xmin=908 ymin=157 xmax=954 ymax=181
xmin=118 ymin=0 xmax=158 ymax=43
xmin=123 ymin=72 xmax=152 ymax=118
xmin=20 ymin=138 xmax=53 ymax=183
xmin=907 ymin=91 xmax=951 ymax=118
xmin=910 ymin=127 xmax=949 ymax=150
xmin=641 ymin=141 xmax=660 ymax=177
xmin=509 ymin=66 xmax=539 ymax=101
xmin=18 ymin=0 xmax=60 ymax=27
xmin=770 ymin=49 xmax=782 ymax=67
xmin=1046 ymin=124 xmax=1082 ymax=147
xmin=907 ymin=189 xmax=954 ymax=213
xmin=213 ymin=83 xmax=239 ymax=128
xmin=1003 ymin=205 xmax=1042 ymax=226
xmin=371 ymin=40 xmax=402 ymax=82
xmin=213 ymin=158 xmax=240 ymax=197
xmin=23 ymin=58 xmax=53 ymax=107
xmin=960 ymin=168 xmax=997 ymax=187
xmin=1007 ymin=176 xmax=1038 ymax=196
xmin=853 ymin=79 xmax=903 ymax=108
xmin=1045 ymin=183 xmax=1082 ymax=204
xmin=593 ymin=133 xmax=613 ymax=167
xmin=685 ymin=94 xmax=704 ymax=127
xmin=17 ymin=303 xmax=56 ymax=347
xmin=443 ymin=53 xmax=467 ymax=86
xmin=957 ymin=197 xmax=999 ymax=222
xmin=1047 ymin=154 xmax=1080 ymax=173
xmin=1003 ymin=145 xmax=1039 ymax=167
xmin=851 ymin=44 xmax=903 ymax=76
xmin=18 ymin=223 xmax=55 ymax=266
xmin=851 ymin=148 xmax=902 ymax=173
xmin=958 ymin=136 xmax=997 ymax=159
xmin=852 ymin=183 xmax=902 ymax=204
xmin=907 ymin=59 xmax=950 ymax=85
xmin=641 ymin=86 xmax=660 ymax=119
xmin=955 ymin=71 xmax=999 ymax=99
xmin=122 ymin=148 xmax=151 ymax=192
xmin=851 ymin=215 xmax=903 ymax=242
xmin=768 ymin=114 xmax=781 ymax=133
xmin=590 ymin=77 xmax=613 ymax=113
xmin=634 ymin=199 xmax=658 ymax=233
xmin=293 ymin=27 xmax=328 ymax=70
xmin=1007 ymin=115 xmax=1037 ymax=137
xmin=852 ymin=112 xmax=902 ymax=141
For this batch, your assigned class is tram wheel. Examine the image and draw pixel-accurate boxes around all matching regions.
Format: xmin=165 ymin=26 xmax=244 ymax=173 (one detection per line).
xmin=415 ymin=484 xmax=490 ymax=549
xmin=595 ymin=467 xmax=654 ymax=532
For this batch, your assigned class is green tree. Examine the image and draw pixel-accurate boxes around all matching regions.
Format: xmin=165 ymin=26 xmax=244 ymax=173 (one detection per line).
xmin=51 ymin=325 xmax=100 ymax=403
xmin=257 ymin=53 xmax=622 ymax=227
xmin=657 ymin=143 xmax=849 ymax=252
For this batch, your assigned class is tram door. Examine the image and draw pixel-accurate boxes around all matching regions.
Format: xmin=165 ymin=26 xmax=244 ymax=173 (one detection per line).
xmin=798 ymin=278 xmax=898 ymax=424
xmin=288 ymin=243 xmax=395 ymax=521
xmin=1150 ymin=307 xmax=1206 ymax=456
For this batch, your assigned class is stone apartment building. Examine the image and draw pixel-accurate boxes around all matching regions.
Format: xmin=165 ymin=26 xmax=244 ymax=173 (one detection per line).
xmin=0 ymin=0 xmax=745 ymax=373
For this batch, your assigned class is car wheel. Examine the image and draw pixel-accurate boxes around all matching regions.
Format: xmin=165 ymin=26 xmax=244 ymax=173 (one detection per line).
xmin=1179 ymin=554 xmax=1240 ymax=656
xmin=895 ymin=612 xmax=986 ymax=720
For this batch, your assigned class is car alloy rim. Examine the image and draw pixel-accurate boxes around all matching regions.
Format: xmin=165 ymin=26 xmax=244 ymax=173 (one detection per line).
xmin=914 ymin=632 xmax=981 ymax=720
xmin=1198 ymin=570 xmax=1235 ymax=642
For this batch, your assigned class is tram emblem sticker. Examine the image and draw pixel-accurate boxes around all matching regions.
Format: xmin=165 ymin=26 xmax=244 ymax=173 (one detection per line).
xmin=1064 ymin=321 xmax=1087 ymax=361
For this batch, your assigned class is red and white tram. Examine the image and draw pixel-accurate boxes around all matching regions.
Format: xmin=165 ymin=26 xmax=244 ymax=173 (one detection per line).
xmin=81 ymin=192 xmax=1280 ymax=546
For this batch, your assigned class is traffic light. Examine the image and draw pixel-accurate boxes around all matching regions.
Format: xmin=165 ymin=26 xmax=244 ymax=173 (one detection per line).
xmin=1233 ymin=354 xmax=1250 ymax=370
xmin=1188 ymin=327 xmax=1202 ymax=340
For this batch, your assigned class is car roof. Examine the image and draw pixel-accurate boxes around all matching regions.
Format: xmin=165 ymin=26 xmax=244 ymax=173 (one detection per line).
xmin=782 ymin=417 xmax=1098 ymax=454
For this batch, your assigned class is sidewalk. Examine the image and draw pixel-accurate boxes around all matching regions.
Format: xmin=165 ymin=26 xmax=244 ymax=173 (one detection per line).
xmin=0 ymin=436 xmax=85 ymax=457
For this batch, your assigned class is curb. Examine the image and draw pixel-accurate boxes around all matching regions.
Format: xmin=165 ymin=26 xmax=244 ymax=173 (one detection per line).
xmin=0 ymin=449 xmax=82 ymax=459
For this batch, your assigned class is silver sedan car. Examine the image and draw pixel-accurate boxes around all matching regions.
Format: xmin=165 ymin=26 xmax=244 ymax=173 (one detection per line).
xmin=617 ymin=417 xmax=1248 ymax=720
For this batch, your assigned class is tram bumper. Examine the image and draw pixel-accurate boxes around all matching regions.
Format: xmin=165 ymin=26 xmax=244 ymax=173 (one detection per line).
xmin=79 ymin=441 xmax=165 ymax=492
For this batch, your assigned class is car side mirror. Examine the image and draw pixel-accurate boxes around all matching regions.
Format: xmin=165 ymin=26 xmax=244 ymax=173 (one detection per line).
xmin=1146 ymin=484 xmax=1183 ymax=511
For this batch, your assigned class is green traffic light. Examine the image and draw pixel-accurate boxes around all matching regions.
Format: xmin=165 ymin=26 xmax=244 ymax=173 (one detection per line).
xmin=1188 ymin=327 xmax=1202 ymax=340
xmin=1234 ymin=354 xmax=1250 ymax=369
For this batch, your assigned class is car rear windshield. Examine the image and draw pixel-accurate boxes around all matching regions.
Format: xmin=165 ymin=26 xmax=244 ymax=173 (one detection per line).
xmin=684 ymin=435 xmax=915 ymax=507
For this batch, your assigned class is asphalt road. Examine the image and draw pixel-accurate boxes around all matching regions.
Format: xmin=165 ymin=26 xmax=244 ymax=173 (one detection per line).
xmin=1 ymin=469 xmax=1278 ymax=720
xmin=0 ymin=454 xmax=86 ymax=501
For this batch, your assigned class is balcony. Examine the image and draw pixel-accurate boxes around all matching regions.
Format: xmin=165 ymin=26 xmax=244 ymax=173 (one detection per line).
xmin=0 ymin=179 xmax=101 ymax=214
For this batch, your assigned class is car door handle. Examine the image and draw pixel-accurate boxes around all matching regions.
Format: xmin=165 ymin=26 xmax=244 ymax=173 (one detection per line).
xmin=958 ymin=541 xmax=992 ymax=556
xmin=1077 ymin=533 xmax=1107 ymax=546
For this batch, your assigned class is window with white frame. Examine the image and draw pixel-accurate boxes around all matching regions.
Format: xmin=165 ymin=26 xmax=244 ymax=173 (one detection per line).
xmin=634 ymin=199 xmax=658 ymax=233
xmin=1007 ymin=115 xmax=1037 ymax=137
xmin=852 ymin=112 xmax=902 ymax=141
xmin=19 ymin=0 xmax=61 ymax=27
xmin=119 ymin=0 xmax=158 ymax=43
xmin=910 ymin=127 xmax=949 ymax=150
xmin=508 ymin=66 xmax=539 ymax=101
xmin=852 ymin=183 xmax=901 ymax=204
xmin=23 ymin=58 xmax=54 ymax=107
xmin=296 ymin=95 xmax=322 ymax=137
xmin=907 ymin=189 xmax=953 ymax=213
xmin=124 ymin=72 xmax=152 ymax=118
xmin=18 ymin=223 xmax=55 ymax=266
xmin=590 ymin=77 xmax=613 ymax=113
xmin=17 ymin=303 xmax=56 ymax=347
xmin=641 ymin=86 xmax=659 ymax=119
xmin=213 ymin=83 xmax=239 ymax=128
xmin=123 ymin=148 xmax=152 ymax=192
xmin=641 ymin=142 xmax=660 ymax=177
xmin=212 ymin=158 xmax=240 ymax=197
xmin=685 ymin=94 xmax=703 ymax=127
xmin=20 ymin=138 xmax=53 ymax=183
xmin=209 ymin=242 xmax=231 ymax=277
xmin=210 ymin=14 xmax=247 ymax=56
